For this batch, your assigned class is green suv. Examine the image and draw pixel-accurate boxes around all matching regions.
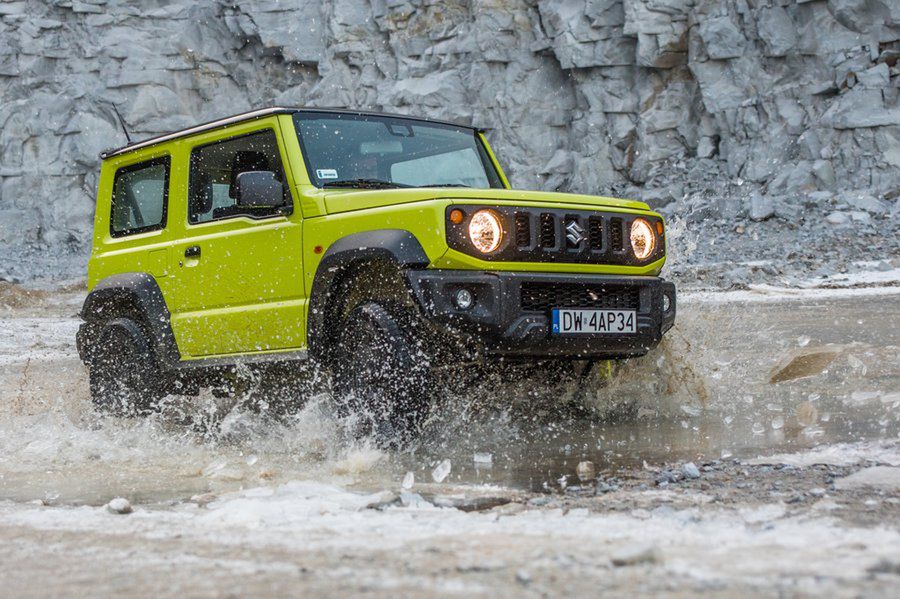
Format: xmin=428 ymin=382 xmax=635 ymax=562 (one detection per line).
xmin=77 ymin=107 xmax=676 ymax=436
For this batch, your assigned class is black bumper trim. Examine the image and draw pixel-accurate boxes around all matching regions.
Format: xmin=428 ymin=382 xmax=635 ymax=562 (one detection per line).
xmin=404 ymin=270 xmax=676 ymax=358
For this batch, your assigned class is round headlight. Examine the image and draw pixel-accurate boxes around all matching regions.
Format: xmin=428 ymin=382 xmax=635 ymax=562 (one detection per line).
xmin=630 ymin=218 xmax=656 ymax=260
xmin=454 ymin=288 xmax=474 ymax=310
xmin=468 ymin=209 xmax=503 ymax=254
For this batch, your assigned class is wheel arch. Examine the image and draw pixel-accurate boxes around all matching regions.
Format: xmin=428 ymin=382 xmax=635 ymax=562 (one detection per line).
xmin=307 ymin=229 xmax=429 ymax=364
xmin=78 ymin=272 xmax=180 ymax=367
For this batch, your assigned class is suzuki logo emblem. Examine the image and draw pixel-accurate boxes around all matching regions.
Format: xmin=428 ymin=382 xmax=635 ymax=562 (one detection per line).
xmin=565 ymin=220 xmax=585 ymax=246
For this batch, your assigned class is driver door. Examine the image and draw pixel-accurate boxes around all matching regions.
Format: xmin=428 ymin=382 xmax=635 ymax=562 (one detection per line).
xmin=167 ymin=124 xmax=305 ymax=359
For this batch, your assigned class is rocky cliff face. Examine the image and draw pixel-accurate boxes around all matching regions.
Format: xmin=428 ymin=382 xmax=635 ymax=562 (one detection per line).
xmin=0 ymin=0 xmax=898 ymax=281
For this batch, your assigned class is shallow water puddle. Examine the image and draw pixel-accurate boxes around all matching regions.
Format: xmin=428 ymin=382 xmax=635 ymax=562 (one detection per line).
xmin=0 ymin=294 xmax=897 ymax=503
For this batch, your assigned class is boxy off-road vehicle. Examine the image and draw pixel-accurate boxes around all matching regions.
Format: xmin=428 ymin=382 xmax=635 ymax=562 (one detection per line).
xmin=77 ymin=107 xmax=676 ymax=438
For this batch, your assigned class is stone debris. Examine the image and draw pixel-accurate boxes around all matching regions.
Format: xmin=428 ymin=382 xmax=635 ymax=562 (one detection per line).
xmin=682 ymin=462 xmax=701 ymax=479
xmin=868 ymin=559 xmax=900 ymax=575
xmin=431 ymin=495 xmax=513 ymax=512
xmin=655 ymin=469 xmax=681 ymax=487
xmin=610 ymin=544 xmax=662 ymax=567
xmin=595 ymin=478 xmax=621 ymax=494
xmin=826 ymin=212 xmax=850 ymax=225
xmin=749 ymin=193 xmax=775 ymax=222
xmin=527 ymin=496 xmax=555 ymax=507
xmin=0 ymin=1 xmax=898 ymax=283
xmin=189 ymin=493 xmax=217 ymax=507
xmin=106 ymin=497 xmax=132 ymax=515
xmin=364 ymin=491 xmax=401 ymax=511
xmin=576 ymin=461 xmax=596 ymax=482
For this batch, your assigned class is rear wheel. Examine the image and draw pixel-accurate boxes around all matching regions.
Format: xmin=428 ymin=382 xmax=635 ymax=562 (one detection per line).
xmin=333 ymin=302 xmax=432 ymax=445
xmin=88 ymin=318 xmax=163 ymax=416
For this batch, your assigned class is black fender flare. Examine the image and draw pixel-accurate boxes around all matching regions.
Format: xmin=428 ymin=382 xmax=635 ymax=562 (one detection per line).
xmin=78 ymin=272 xmax=181 ymax=368
xmin=307 ymin=229 xmax=430 ymax=362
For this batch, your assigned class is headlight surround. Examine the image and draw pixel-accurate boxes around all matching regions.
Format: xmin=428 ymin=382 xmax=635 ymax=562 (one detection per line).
xmin=630 ymin=218 xmax=656 ymax=260
xmin=468 ymin=209 xmax=504 ymax=254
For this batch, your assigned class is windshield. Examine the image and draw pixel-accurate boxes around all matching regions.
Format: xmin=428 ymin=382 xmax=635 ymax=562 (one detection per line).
xmin=293 ymin=112 xmax=505 ymax=189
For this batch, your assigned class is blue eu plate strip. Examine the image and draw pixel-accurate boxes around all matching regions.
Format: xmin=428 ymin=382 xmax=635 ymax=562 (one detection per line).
xmin=551 ymin=309 xmax=560 ymax=334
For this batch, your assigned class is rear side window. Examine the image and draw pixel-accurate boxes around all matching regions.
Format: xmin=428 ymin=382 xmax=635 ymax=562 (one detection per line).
xmin=110 ymin=156 xmax=170 ymax=237
xmin=188 ymin=129 xmax=289 ymax=224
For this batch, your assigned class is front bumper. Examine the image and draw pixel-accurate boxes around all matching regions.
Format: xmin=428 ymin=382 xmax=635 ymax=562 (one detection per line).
xmin=404 ymin=270 xmax=676 ymax=358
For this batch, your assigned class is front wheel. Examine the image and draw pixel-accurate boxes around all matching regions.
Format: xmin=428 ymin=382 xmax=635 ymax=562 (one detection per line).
xmin=332 ymin=302 xmax=432 ymax=445
xmin=88 ymin=318 xmax=163 ymax=416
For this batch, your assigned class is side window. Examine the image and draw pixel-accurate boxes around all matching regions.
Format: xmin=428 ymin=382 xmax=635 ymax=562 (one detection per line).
xmin=110 ymin=156 xmax=170 ymax=237
xmin=188 ymin=129 xmax=289 ymax=224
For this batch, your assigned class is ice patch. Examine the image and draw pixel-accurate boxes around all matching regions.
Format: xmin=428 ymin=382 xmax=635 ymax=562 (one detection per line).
xmin=682 ymin=269 xmax=900 ymax=304
xmin=834 ymin=467 xmax=900 ymax=492
xmin=747 ymin=441 xmax=900 ymax=467
xmin=331 ymin=446 xmax=387 ymax=477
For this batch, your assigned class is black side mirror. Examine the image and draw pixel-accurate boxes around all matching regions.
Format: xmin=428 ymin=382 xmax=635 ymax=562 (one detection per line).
xmin=235 ymin=171 xmax=284 ymax=208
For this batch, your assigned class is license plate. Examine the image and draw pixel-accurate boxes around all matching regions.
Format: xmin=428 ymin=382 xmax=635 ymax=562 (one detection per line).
xmin=551 ymin=309 xmax=636 ymax=334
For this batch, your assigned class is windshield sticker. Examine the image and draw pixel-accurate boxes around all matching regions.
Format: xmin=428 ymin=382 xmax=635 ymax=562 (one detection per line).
xmin=316 ymin=168 xmax=338 ymax=179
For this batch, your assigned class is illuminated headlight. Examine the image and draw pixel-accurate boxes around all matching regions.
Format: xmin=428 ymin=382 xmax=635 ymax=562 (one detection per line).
xmin=468 ymin=209 xmax=503 ymax=254
xmin=630 ymin=218 xmax=656 ymax=260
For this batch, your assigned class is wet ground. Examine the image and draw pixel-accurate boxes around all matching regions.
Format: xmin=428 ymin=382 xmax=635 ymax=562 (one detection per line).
xmin=0 ymin=283 xmax=898 ymax=596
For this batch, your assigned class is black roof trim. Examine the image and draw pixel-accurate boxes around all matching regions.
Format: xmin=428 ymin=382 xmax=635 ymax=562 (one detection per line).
xmin=99 ymin=107 xmax=484 ymax=160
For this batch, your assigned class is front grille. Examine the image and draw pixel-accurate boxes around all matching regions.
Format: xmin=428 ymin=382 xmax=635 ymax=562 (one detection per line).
xmin=520 ymin=282 xmax=640 ymax=312
xmin=515 ymin=212 xmax=531 ymax=247
xmin=445 ymin=205 xmax=662 ymax=266
xmin=539 ymin=213 xmax=555 ymax=248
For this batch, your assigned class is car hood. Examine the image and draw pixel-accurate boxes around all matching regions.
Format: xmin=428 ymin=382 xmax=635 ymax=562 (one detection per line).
xmin=319 ymin=187 xmax=652 ymax=215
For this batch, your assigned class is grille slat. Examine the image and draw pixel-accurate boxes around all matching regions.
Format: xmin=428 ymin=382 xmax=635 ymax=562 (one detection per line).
xmin=539 ymin=213 xmax=555 ymax=248
xmin=588 ymin=216 xmax=603 ymax=250
xmin=521 ymin=282 xmax=640 ymax=312
xmin=515 ymin=212 xmax=531 ymax=247
xmin=609 ymin=217 xmax=623 ymax=251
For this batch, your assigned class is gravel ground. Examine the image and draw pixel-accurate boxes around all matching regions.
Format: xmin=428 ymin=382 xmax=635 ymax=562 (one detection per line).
xmin=0 ymin=281 xmax=898 ymax=597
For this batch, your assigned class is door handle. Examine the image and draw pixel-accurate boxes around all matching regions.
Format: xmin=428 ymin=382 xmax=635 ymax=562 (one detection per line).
xmin=184 ymin=245 xmax=201 ymax=259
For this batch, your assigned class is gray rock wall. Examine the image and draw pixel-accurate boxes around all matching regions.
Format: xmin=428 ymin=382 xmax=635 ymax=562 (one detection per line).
xmin=0 ymin=0 xmax=898 ymax=280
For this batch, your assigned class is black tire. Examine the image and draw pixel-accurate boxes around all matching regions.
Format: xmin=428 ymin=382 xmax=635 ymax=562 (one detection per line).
xmin=333 ymin=302 xmax=431 ymax=445
xmin=88 ymin=317 xmax=163 ymax=416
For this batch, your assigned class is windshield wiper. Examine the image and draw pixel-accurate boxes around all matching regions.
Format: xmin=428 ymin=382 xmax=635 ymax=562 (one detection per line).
xmin=321 ymin=178 xmax=412 ymax=189
xmin=423 ymin=183 xmax=471 ymax=188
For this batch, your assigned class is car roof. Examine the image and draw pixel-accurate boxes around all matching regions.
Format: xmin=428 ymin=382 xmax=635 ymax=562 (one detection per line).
xmin=100 ymin=107 xmax=483 ymax=159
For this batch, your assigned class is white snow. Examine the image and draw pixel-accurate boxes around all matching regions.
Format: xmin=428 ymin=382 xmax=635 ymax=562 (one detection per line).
xmin=1 ymin=473 xmax=898 ymax=591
